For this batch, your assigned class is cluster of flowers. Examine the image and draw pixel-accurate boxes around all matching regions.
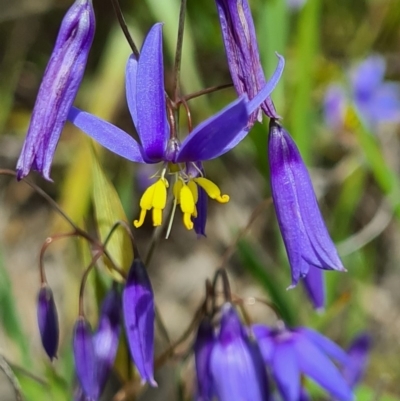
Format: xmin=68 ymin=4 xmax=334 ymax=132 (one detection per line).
xmin=18 ymin=0 xmax=372 ymax=399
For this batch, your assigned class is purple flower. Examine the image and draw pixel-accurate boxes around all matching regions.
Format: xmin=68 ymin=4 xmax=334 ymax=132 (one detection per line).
xmin=37 ymin=285 xmax=59 ymax=361
xmin=16 ymin=0 xmax=95 ymax=180
xmin=68 ymin=23 xmax=284 ymax=234
xmin=209 ymin=304 xmax=270 ymax=401
xmin=122 ymin=257 xmax=156 ymax=386
xmin=268 ymin=119 xmax=345 ymax=287
xmin=324 ymin=55 xmax=400 ymax=130
xmin=253 ymin=324 xmax=354 ymax=401
xmin=194 ymin=318 xmax=215 ymax=401
xmin=302 ymin=267 xmax=326 ymax=311
xmin=214 ymin=0 xmax=279 ymax=123
xmin=343 ymin=333 xmax=371 ymax=388
xmin=73 ymin=317 xmax=99 ymax=400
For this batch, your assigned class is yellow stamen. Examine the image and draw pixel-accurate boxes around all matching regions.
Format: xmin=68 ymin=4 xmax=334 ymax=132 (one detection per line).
xmin=173 ymin=180 xmax=183 ymax=204
xmin=179 ymin=184 xmax=195 ymax=230
xmin=194 ymin=177 xmax=230 ymax=203
xmin=133 ymin=178 xmax=168 ymax=228
xmin=188 ymin=180 xmax=198 ymax=203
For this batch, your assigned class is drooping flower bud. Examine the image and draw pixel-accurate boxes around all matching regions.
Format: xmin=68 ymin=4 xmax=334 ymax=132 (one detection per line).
xmin=93 ymin=288 xmax=121 ymax=394
xmin=210 ymin=304 xmax=269 ymax=401
xmin=73 ymin=317 xmax=98 ymax=400
xmin=194 ymin=318 xmax=215 ymax=401
xmin=37 ymin=285 xmax=59 ymax=361
xmin=122 ymin=258 xmax=156 ymax=386
xmin=16 ymin=0 xmax=95 ymax=180
xmin=268 ymin=119 xmax=345 ymax=287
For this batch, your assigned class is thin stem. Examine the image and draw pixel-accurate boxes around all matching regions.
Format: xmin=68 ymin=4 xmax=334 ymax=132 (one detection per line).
xmin=179 ymin=83 xmax=233 ymax=103
xmin=166 ymin=97 xmax=177 ymax=139
xmin=110 ymin=0 xmax=139 ymax=57
xmin=172 ymin=0 xmax=188 ymax=102
xmin=180 ymin=98 xmax=192 ymax=133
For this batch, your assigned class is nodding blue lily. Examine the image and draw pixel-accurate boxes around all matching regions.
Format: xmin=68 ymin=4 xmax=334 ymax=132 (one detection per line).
xmin=68 ymin=23 xmax=284 ymax=235
xmin=16 ymin=0 xmax=95 ymax=181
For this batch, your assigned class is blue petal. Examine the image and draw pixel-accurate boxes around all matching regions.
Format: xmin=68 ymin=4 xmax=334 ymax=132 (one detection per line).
xmin=368 ymin=83 xmax=400 ymax=123
xmin=136 ymin=23 xmax=169 ymax=161
xmin=273 ymin=341 xmax=300 ymax=401
xmin=302 ymin=267 xmax=326 ymax=311
xmin=68 ymin=107 xmax=146 ymax=162
xmin=252 ymin=324 xmax=274 ymax=364
xmin=324 ymin=85 xmax=346 ymax=129
xmin=297 ymin=327 xmax=349 ymax=366
xmin=175 ymin=97 xmax=248 ymax=163
xmin=293 ymin=334 xmax=354 ymax=401
xmin=125 ymin=54 xmax=139 ymax=128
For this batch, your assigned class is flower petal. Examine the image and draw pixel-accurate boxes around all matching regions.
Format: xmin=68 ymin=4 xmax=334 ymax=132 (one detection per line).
xmin=68 ymin=106 xmax=146 ymax=162
xmin=122 ymin=257 xmax=156 ymax=386
xmin=136 ymin=23 xmax=168 ymax=161
xmin=252 ymin=324 xmax=274 ymax=364
xmin=324 ymin=85 xmax=346 ymax=129
xmin=302 ymin=267 xmax=326 ymax=311
xmin=293 ymin=334 xmax=354 ymax=401
xmin=368 ymin=83 xmax=400 ymax=123
xmin=125 ymin=54 xmax=139 ymax=128
xmin=273 ymin=341 xmax=300 ymax=401
xmin=175 ymin=97 xmax=248 ymax=162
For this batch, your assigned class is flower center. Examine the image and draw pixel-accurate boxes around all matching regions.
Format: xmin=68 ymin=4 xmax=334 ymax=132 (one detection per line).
xmin=133 ymin=163 xmax=229 ymax=232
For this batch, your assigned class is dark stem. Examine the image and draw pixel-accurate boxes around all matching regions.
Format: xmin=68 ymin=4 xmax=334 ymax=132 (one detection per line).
xmin=180 ymin=97 xmax=192 ymax=133
xmin=172 ymin=0 xmax=187 ymax=102
xmin=110 ymin=0 xmax=140 ymax=57
xmin=179 ymin=83 xmax=233 ymax=103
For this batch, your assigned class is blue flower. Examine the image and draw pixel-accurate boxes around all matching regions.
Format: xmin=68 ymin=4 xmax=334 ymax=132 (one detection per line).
xmin=268 ymin=119 xmax=345 ymax=287
xmin=68 ymin=23 xmax=284 ymax=234
xmin=253 ymin=324 xmax=354 ymax=401
xmin=214 ymin=0 xmax=280 ymax=122
xmin=16 ymin=0 xmax=95 ymax=180
xmin=324 ymin=55 xmax=400 ymax=130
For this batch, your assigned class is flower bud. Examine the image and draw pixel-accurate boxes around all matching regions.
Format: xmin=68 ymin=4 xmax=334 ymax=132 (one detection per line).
xmin=37 ymin=285 xmax=59 ymax=361
xmin=122 ymin=258 xmax=156 ymax=386
xmin=16 ymin=0 xmax=95 ymax=180
xmin=73 ymin=317 xmax=98 ymax=400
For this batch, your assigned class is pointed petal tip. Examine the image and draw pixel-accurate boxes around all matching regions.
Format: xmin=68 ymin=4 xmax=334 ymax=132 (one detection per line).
xmin=141 ymin=377 xmax=158 ymax=387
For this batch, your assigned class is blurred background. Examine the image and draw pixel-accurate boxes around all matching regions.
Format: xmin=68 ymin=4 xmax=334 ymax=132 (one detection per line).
xmin=0 ymin=0 xmax=400 ymax=399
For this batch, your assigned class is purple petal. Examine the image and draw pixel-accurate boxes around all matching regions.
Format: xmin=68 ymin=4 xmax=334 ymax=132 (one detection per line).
xmin=68 ymin=107 xmax=146 ymax=162
xmin=343 ymin=333 xmax=371 ymax=388
xmin=125 ymin=55 xmax=139 ymax=128
xmin=16 ymin=0 xmax=95 ymax=180
xmin=273 ymin=341 xmax=300 ymax=401
xmin=367 ymin=83 xmax=400 ymax=123
xmin=93 ymin=288 xmax=121 ymax=394
xmin=297 ymin=327 xmax=349 ymax=366
xmin=293 ymin=334 xmax=354 ymax=401
xmin=175 ymin=97 xmax=248 ymax=163
xmin=194 ymin=318 xmax=215 ymax=401
xmin=215 ymin=0 xmax=278 ymax=120
xmin=73 ymin=318 xmax=99 ymax=400
xmin=122 ymin=258 xmax=156 ymax=386
xmin=251 ymin=324 xmax=274 ymax=364
xmin=136 ymin=23 xmax=168 ymax=161
xmin=268 ymin=121 xmax=345 ymax=286
xmin=37 ymin=285 xmax=59 ymax=361
xmin=302 ymin=267 xmax=326 ymax=311
xmin=194 ymin=186 xmax=208 ymax=237
xmin=324 ymin=85 xmax=346 ymax=129
xmin=210 ymin=305 xmax=269 ymax=401
xmin=351 ymin=56 xmax=386 ymax=102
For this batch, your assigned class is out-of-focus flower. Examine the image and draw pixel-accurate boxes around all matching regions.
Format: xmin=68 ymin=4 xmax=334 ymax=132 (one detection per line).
xmin=324 ymin=56 xmax=400 ymax=130
xmin=194 ymin=318 xmax=215 ymax=401
xmin=122 ymin=257 xmax=156 ymax=386
xmin=253 ymin=324 xmax=354 ymax=401
xmin=302 ymin=267 xmax=325 ymax=311
xmin=214 ymin=0 xmax=279 ymax=123
xmin=268 ymin=119 xmax=345 ymax=287
xmin=209 ymin=304 xmax=269 ymax=401
xmin=73 ymin=317 xmax=99 ymax=400
xmin=37 ymin=285 xmax=59 ymax=361
xmin=68 ymin=23 xmax=284 ymax=235
xmin=16 ymin=0 xmax=95 ymax=180
xmin=287 ymin=0 xmax=307 ymax=10
xmin=343 ymin=333 xmax=371 ymax=388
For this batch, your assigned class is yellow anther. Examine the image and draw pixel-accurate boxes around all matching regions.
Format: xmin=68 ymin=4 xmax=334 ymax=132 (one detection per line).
xmin=173 ymin=180 xmax=183 ymax=204
xmin=187 ymin=180 xmax=198 ymax=203
xmin=179 ymin=184 xmax=195 ymax=230
xmin=194 ymin=177 xmax=230 ymax=203
xmin=133 ymin=178 xmax=168 ymax=228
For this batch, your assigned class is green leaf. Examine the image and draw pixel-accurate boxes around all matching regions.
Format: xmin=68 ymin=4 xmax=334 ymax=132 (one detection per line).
xmin=91 ymin=149 xmax=133 ymax=282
